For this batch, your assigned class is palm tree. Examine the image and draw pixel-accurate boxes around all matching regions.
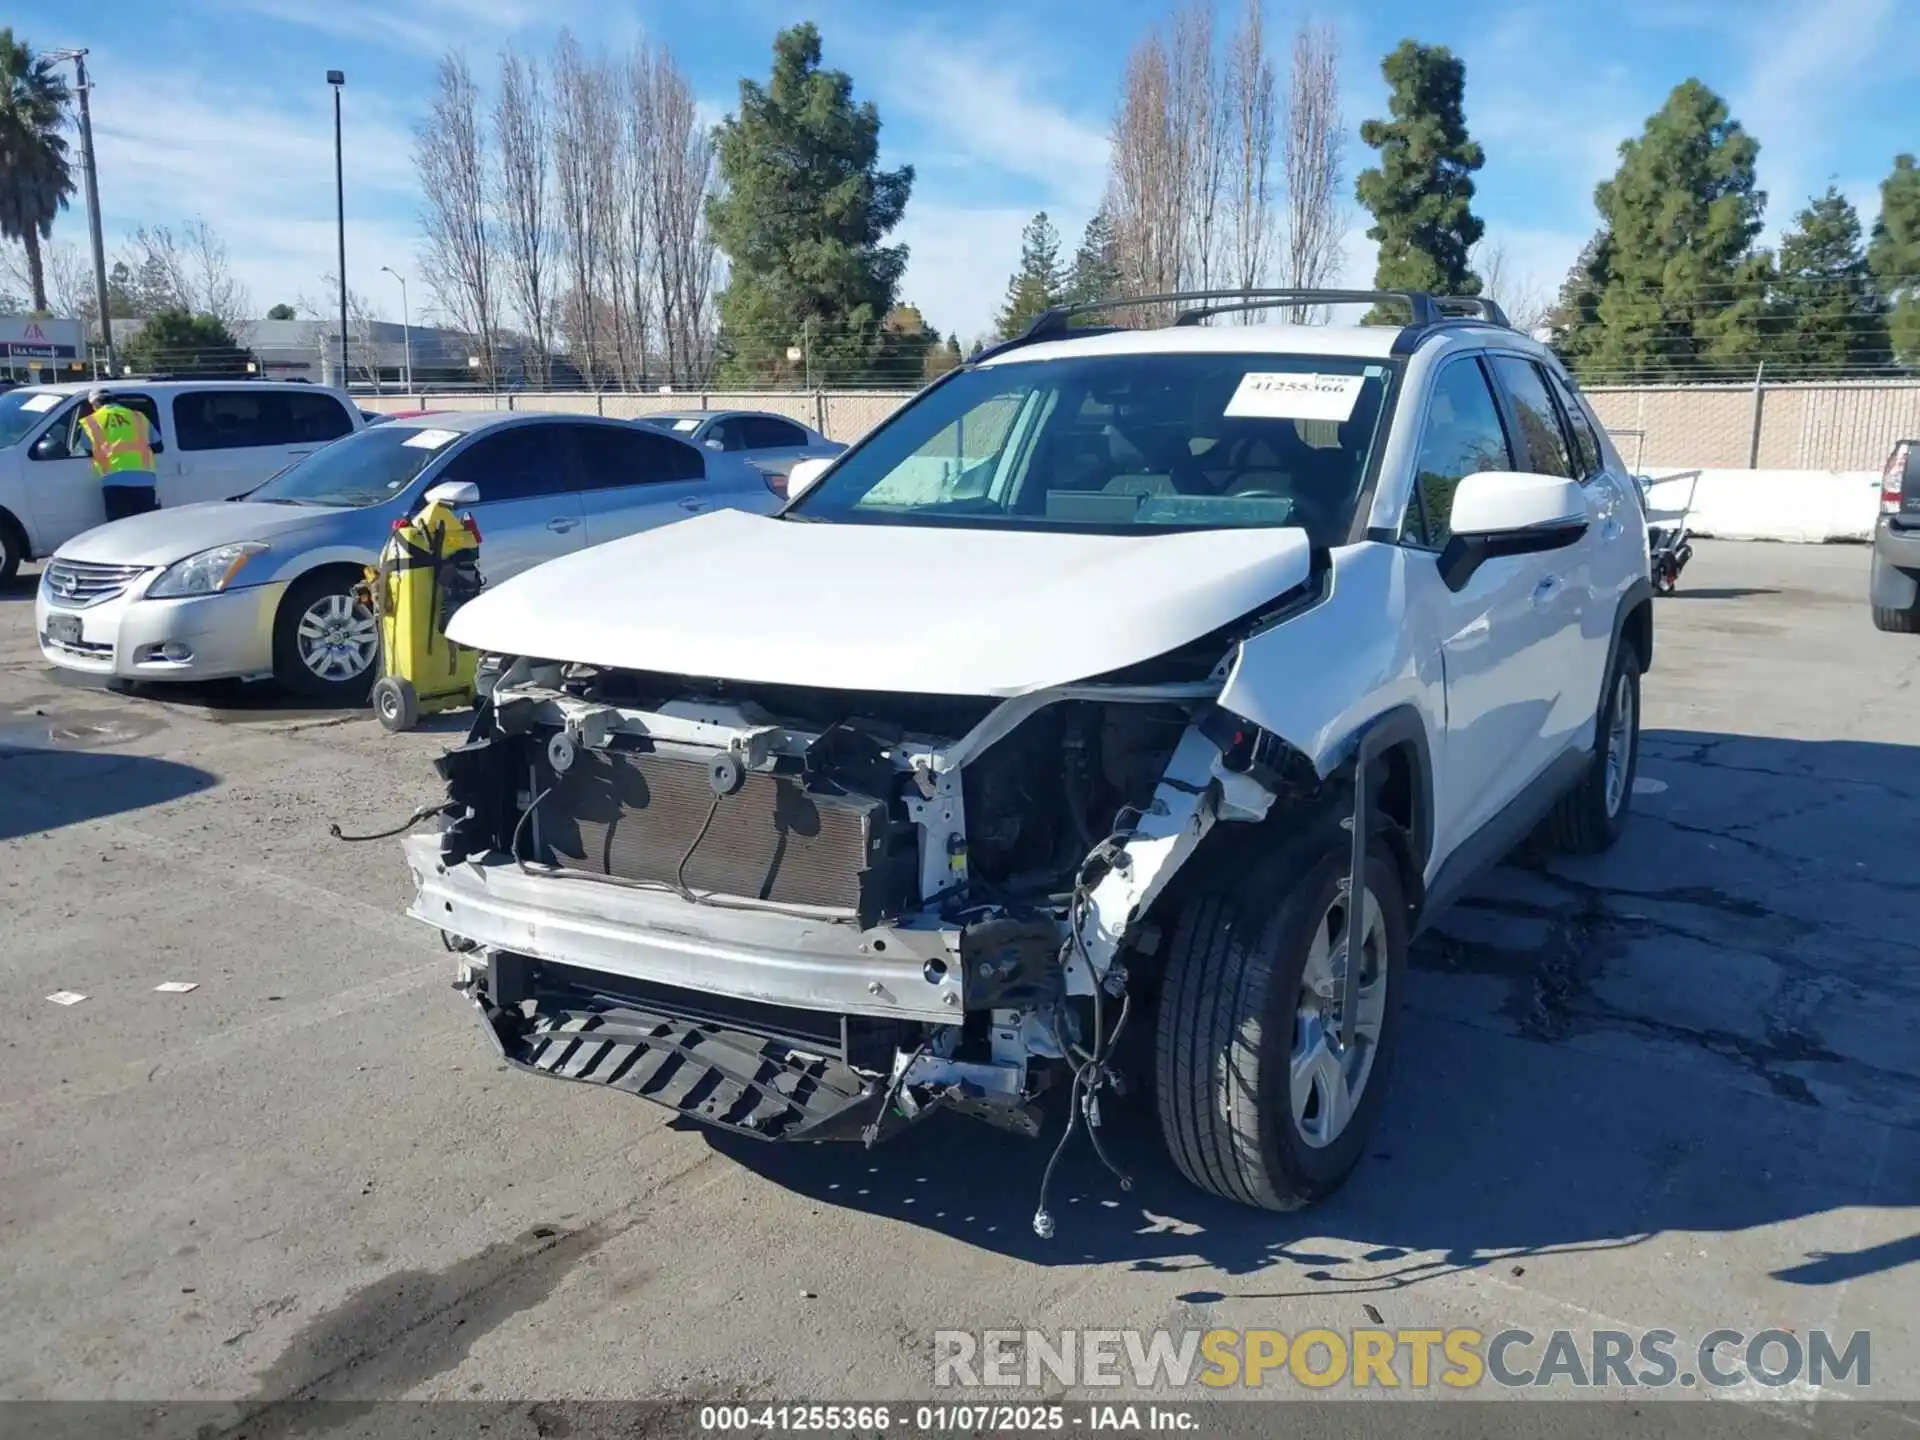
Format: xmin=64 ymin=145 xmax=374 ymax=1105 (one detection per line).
xmin=0 ymin=29 xmax=75 ymax=313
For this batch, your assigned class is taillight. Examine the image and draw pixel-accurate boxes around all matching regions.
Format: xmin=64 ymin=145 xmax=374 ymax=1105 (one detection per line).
xmin=1884 ymin=444 xmax=1908 ymax=515
xmin=463 ymin=514 xmax=482 ymax=542
xmin=766 ymin=470 xmax=788 ymax=499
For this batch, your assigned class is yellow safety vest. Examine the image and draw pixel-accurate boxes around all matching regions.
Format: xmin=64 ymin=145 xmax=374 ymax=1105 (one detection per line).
xmin=79 ymin=405 xmax=156 ymax=482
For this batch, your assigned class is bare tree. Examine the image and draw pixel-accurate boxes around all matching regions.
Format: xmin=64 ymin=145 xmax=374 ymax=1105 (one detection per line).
xmin=415 ymin=52 xmax=497 ymax=377
xmin=2 ymin=238 xmax=89 ymax=315
xmin=1169 ymin=1 xmax=1226 ymax=294
xmin=300 ymin=278 xmax=387 ymax=389
xmin=494 ymin=45 xmax=553 ymax=385
xmin=1108 ymin=29 xmax=1180 ymax=318
xmin=638 ymin=45 xmax=718 ymax=382
xmin=1281 ymin=21 xmax=1345 ymax=309
xmin=551 ymin=31 xmax=612 ymax=385
xmin=1222 ymin=0 xmax=1275 ymax=316
xmin=119 ymin=221 xmax=252 ymax=328
xmin=1473 ymin=239 xmax=1550 ymax=334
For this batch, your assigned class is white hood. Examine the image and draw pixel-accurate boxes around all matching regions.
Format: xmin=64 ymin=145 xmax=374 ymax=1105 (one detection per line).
xmin=448 ymin=508 xmax=1313 ymax=696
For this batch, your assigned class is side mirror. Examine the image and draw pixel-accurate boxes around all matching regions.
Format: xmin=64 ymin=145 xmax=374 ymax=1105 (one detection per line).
xmin=704 ymin=437 xmax=724 ymax=451
xmin=1438 ymin=471 xmax=1589 ymax=591
xmin=785 ymin=456 xmax=832 ymax=501
xmin=424 ymin=480 xmax=480 ymax=508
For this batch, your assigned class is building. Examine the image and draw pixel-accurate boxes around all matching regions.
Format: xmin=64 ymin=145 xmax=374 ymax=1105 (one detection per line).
xmin=0 ymin=316 xmax=90 ymax=383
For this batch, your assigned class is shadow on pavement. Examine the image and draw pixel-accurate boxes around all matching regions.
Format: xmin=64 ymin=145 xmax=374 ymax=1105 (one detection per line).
xmin=0 ymin=743 xmax=217 ymax=838
xmin=1659 ymin=587 xmax=1781 ymax=600
xmin=699 ymin=728 xmax=1920 ymax=1293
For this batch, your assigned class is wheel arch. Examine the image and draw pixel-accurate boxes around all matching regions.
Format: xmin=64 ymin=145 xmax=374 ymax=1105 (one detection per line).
xmin=0 ymin=504 xmax=32 ymax=566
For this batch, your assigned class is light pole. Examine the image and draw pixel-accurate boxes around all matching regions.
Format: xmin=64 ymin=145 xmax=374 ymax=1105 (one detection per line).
xmin=327 ymin=70 xmax=348 ymax=388
xmin=380 ymin=266 xmax=411 ymax=393
xmin=47 ymin=49 xmax=114 ymax=369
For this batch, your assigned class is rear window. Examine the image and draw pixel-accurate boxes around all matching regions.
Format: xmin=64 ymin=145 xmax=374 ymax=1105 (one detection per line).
xmin=788 ymin=352 xmax=1398 ymax=546
xmin=173 ymin=389 xmax=355 ymax=451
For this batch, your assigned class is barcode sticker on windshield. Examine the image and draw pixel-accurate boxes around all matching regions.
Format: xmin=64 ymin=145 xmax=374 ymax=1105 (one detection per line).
xmin=20 ymin=393 xmax=60 ymax=413
xmin=1225 ymin=372 xmax=1364 ymax=423
xmin=402 ymin=427 xmax=461 ymax=450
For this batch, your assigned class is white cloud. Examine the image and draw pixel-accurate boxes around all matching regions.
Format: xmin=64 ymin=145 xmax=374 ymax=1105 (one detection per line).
xmin=865 ymin=30 xmax=1111 ymax=211
xmin=214 ymin=0 xmax=560 ymax=59
xmin=895 ymin=205 xmax=1043 ymax=345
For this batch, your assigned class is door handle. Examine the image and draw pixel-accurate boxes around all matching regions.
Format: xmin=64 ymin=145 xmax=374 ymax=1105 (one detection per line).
xmin=546 ymin=517 xmax=578 ymax=533
xmin=679 ymin=498 xmax=707 ymax=512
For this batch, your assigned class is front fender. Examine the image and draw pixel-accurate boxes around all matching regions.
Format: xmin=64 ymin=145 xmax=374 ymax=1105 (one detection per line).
xmin=1216 ymin=544 xmax=1441 ymax=780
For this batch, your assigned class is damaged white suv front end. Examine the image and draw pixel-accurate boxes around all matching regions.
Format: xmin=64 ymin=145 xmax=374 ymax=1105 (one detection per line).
xmin=403 ymin=295 xmax=1651 ymax=1221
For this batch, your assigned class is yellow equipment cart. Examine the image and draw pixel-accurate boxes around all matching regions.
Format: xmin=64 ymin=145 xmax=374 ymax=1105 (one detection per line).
xmin=360 ymin=486 xmax=485 ymax=733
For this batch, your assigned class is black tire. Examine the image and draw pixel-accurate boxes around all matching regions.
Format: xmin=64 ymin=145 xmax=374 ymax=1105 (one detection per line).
xmin=0 ymin=510 xmax=26 ymax=583
xmin=1871 ymin=604 xmax=1920 ymax=634
xmin=272 ymin=571 xmax=379 ymax=703
xmin=1154 ymin=812 xmax=1409 ymax=1211
xmin=372 ymin=676 xmax=419 ymax=732
xmin=1540 ymin=639 xmax=1642 ymax=854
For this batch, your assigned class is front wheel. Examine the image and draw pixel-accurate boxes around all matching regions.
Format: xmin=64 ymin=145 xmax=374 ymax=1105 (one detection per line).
xmin=273 ymin=572 xmax=380 ymax=703
xmin=1154 ymin=815 xmax=1409 ymax=1211
xmin=372 ymin=676 xmax=419 ymax=732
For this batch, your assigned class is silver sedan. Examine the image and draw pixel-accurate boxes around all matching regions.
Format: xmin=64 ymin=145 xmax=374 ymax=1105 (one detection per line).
xmin=35 ymin=411 xmax=781 ymax=701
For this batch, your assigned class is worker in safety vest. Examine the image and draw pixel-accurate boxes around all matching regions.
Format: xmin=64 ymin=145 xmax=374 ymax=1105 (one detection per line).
xmin=78 ymin=388 xmax=160 ymax=522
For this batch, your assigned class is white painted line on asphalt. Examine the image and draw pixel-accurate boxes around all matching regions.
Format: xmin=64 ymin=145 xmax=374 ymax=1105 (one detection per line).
xmin=153 ymin=982 xmax=199 ymax=993
xmin=45 ymin=991 xmax=87 ymax=1006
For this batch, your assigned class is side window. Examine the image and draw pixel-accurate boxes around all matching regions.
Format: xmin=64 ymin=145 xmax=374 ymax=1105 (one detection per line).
xmin=283 ymin=391 xmax=356 ymax=444
xmin=1407 ymin=359 xmax=1513 ymax=549
xmin=741 ymin=415 xmax=808 ymax=449
xmin=173 ymin=390 xmax=281 ymax=451
xmin=436 ymin=425 xmax=576 ymax=502
xmin=43 ymin=394 xmax=165 ymax=460
xmin=1488 ymin=356 xmax=1575 ymax=479
xmin=1544 ymin=367 xmax=1604 ymax=480
xmin=706 ymin=419 xmax=748 ymax=452
xmin=573 ymin=424 xmax=704 ymax=491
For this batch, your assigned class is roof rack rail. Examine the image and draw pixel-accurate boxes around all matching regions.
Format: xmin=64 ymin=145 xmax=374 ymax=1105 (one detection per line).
xmin=1431 ymin=295 xmax=1511 ymax=327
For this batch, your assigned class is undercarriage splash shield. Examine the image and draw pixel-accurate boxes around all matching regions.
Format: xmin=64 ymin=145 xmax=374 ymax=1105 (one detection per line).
xmin=472 ymin=982 xmax=878 ymax=1141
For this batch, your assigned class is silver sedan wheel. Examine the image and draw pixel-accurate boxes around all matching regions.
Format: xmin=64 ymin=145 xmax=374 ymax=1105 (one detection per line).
xmin=1603 ymin=669 xmax=1635 ymax=818
xmin=1291 ymin=888 xmax=1388 ymax=1150
xmin=295 ymin=592 xmax=378 ymax=683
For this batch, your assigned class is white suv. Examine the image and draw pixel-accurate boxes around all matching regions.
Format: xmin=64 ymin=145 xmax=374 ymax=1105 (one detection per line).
xmin=400 ymin=290 xmax=1652 ymax=1221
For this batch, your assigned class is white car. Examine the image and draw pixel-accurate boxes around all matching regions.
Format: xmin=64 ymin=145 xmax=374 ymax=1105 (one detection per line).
xmin=0 ymin=380 xmax=364 ymax=580
xmin=400 ymin=289 xmax=1652 ymax=1219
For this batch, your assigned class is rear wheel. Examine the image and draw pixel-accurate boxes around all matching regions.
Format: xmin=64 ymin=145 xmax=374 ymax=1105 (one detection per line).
xmin=1871 ymin=604 xmax=1920 ymax=634
xmin=1154 ymin=814 xmax=1408 ymax=1211
xmin=1540 ymin=639 xmax=1641 ymax=854
xmin=0 ymin=510 xmax=25 ymax=583
xmin=273 ymin=572 xmax=379 ymax=703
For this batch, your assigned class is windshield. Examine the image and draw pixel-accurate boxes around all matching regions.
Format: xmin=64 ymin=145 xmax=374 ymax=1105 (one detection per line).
xmin=0 ymin=390 xmax=70 ymax=449
xmin=788 ymin=352 xmax=1397 ymax=545
xmin=245 ymin=425 xmax=455 ymax=507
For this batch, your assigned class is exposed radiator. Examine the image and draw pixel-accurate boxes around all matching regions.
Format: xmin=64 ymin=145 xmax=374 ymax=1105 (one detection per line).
xmin=535 ymin=742 xmax=916 ymax=926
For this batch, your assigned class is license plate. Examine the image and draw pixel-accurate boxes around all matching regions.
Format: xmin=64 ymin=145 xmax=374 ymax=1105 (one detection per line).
xmin=46 ymin=613 xmax=83 ymax=647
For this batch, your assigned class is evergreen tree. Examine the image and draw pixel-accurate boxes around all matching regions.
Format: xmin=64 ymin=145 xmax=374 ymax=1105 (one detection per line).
xmin=0 ymin=29 xmax=74 ymax=313
xmin=996 ymin=211 xmax=1065 ymax=338
xmin=1355 ymin=40 xmax=1484 ymax=302
xmin=707 ymin=24 xmax=914 ymax=385
xmin=1771 ymin=187 xmax=1889 ymax=374
xmin=1546 ymin=231 xmax=1612 ymax=373
xmin=1065 ymin=209 xmax=1123 ymax=310
xmin=266 ymin=302 xmax=298 ymax=321
xmin=1588 ymin=80 xmax=1767 ymax=378
xmin=1868 ymin=153 xmax=1920 ymax=366
xmin=122 ymin=308 xmax=250 ymax=376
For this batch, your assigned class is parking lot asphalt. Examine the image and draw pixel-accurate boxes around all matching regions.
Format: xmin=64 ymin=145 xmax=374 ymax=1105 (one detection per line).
xmin=0 ymin=541 xmax=1916 ymax=1428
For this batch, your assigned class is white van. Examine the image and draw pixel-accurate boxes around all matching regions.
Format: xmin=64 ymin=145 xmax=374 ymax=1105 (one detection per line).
xmin=0 ymin=380 xmax=365 ymax=579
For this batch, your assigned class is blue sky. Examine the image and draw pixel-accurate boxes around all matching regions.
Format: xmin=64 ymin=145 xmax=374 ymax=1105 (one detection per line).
xmin=11 ymin=0 xmax=1920 ymax=341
